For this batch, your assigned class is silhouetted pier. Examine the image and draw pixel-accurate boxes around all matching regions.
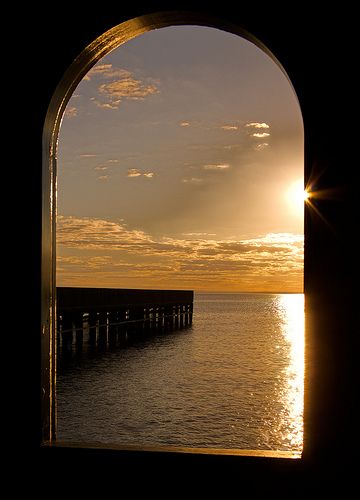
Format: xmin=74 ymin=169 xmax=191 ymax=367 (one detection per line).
xmin=57 ymin=287 xmax=194 ymax=352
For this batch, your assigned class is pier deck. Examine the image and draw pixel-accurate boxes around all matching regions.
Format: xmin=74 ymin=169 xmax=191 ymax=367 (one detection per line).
xmin=56 ymin=287 xmax=194 ymax=351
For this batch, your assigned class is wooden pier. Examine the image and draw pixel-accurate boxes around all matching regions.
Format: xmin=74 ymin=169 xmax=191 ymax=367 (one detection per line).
xmin=57 ymin=287 xmax=194 ymax=353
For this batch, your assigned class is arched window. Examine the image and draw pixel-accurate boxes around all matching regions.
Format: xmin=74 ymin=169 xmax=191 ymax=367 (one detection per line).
xmin=42 ymin=12 xmax=304 ymax=457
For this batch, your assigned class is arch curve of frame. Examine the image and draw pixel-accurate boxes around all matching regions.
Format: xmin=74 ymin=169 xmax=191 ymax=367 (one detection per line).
xmin=41 ymin=10 xmax=302 ymax=444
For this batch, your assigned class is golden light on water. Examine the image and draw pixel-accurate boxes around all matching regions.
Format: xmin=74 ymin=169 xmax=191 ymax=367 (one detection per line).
xmin=278 ymin=293 xmax=304 ymax=450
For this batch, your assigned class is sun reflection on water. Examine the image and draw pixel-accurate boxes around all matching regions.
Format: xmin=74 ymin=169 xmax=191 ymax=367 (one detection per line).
xmin=277 ymin=293 xmax=304 ymax=450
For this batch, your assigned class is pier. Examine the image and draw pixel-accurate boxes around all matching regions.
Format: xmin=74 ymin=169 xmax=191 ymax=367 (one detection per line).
xmin=57 ymin=287 xmax=194 ymax=353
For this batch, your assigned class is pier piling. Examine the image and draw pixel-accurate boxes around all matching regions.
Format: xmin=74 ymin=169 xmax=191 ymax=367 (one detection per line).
xmin=56 ymin=287 xmax=194 ymax=353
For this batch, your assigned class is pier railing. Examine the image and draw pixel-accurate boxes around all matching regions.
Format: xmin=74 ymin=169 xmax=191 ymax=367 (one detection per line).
xmin=57 ymin=287 xmax=194 ymax=352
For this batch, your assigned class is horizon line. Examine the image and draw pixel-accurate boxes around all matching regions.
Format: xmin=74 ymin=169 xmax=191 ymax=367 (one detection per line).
xmin=56 ymin=284 xmax=303 ymax=294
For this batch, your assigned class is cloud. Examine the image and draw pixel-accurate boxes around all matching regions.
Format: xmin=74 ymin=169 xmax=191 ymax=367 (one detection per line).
xmin=178 ymin=162 xmax=231 ymax=186
xmin=84 ymin=64 xmax=132 ymax=81
xmin=94 ymin=101 xmax=119 ymax=110
xmin=203 ymin=164 xmax=230 ymax=171
xmin=180 ymin=121 xmax=191 ymax=127
xmin=57 ymin=216 xmax=153 ymax=250
xmin=79 ymin=154 xmax=97 ymax=158
xmin=57 ymin=216 xmax=302 ymax=259
xmin=245 ymin=122 xmax=270 ymax=129
xmin=86 ymin=256 xmax=113 ymax=268
xmin=127 ymin=168 xmax=142 ymax=178
xmin=64 ymin=106 xmax=78 ymax=118
xmin=254 ymin=143 xmax=269 ymax=150
xmin=57 ymin=254 xmax=113 ymax=271
xmin=107 ymin=159 xmax=119 ymax=163
xmin=221 ymin=125 xmax=238 ymax=131
xmin=83 ymin=62 xmax=159 ymax=110
xmin=245 ymin=122 xmax=271 ymax=139
xmin=127 ymin=169 xmax=155 ymax=178
xmin=251 ymin=132 xmax=270 ymax=138
xmin=57 ymin=255 xmax=84 ymax=266
xmin=97 ymin=175 xmax=109 ymax=181
xmin=99 ymin=78 xmax=158 ymax=101
xmin=94 ymin=165 xmax=108 ymax=171
xmin=222 ymin=144 xmax=242 ymax=151
xmin=182 ymin=177 xmax=204 ymax=184
xmin=182 ymin=232 xmax=217 ymax=237
xmin=57 ymin=216 xmax=303 ymax=291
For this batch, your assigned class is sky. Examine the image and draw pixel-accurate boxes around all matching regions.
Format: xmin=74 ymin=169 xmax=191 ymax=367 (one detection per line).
xmin=57 ymin=26 xmax=304 ymax=292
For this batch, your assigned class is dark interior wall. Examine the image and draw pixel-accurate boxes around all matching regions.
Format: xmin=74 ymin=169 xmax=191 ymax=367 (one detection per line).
xmin=19 ymin=2 xmax=356 ymax=493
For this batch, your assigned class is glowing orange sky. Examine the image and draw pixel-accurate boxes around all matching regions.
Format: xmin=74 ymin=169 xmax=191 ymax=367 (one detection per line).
xmin=57 ymin=26 xmax=304 ymax=292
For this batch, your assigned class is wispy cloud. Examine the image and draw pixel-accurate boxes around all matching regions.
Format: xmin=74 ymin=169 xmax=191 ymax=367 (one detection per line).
xmin=79 ymin=154 xmax=97 ymax=158
xmin=182 ymin=232 xmax=217 ymax=237
xmin=182 ymin=177 xmax=204 ymax=184
xmin=181 ymin=164 xmax=230 ymax=184
xmin=57 ymin=215 xmax=303 ymax=291
xmin=57 ymin=255 xmax=112 ymax=271
xmin=245 ymin=122 xmax=270 ymax=129
xmin=84 ymin=64 xmax=131 ymax=81
xmin=92 ymin=100 xmax=119 ymax=110
xmin=254 ymin=143 xmax=269 ymax=150
xmin=222 ymin=144 xmax=242 ymax=151
xmin=64 ymin=106 xmax=78 ymax=118
xmin=57 ymin=255 xmax=84 ymax=266
xmin=127 ymin=169 xmax=155 ymax=178
xmin=86 ymin=256 xmax=113 ymax=268
xmin=97 ymin=175 xmax=109 ymax=181
xmin=88 ymin=65 xmax=158 ymax=110
xmin=221 ymin=125 xmax=238 ymax=131
xmin=98 ymin=78 xmax=158 ymax=108
xmin=127 ymin=168 xmax=142 ymax=178
xmin=180 ymin=121 xmax=191 ymax=127
xmin=245 ymin=122 xmax=271 ymax=139
xmin=252 ymin=132 xmax=270 ymax=138
xmin=203 ymin=164 xmax=230 ymax=171
xmin=57 ymin=216 xmax=153 ymax=250
xmin=83 ymin=63 xmax=159 ymax=110
xmin=94 ymin=165 xmax=108 ymax=171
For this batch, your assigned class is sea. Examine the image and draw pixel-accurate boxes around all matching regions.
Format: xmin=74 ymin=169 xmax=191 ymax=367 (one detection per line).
xmin=56 ymin=292 xmax=304 ymax=453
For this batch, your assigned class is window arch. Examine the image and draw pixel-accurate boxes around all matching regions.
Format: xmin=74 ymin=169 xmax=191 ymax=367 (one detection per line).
xmin=42 ymin=11 xmax=304 ymax=451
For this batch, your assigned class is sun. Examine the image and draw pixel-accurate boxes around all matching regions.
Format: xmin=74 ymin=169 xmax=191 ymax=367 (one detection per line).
xmin=286 ymin=179 xmax=309 ymax=216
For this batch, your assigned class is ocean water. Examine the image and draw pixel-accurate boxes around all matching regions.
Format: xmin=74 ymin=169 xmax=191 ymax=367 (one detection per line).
xmin=56 ymin=292 xmax=304 ymax=453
